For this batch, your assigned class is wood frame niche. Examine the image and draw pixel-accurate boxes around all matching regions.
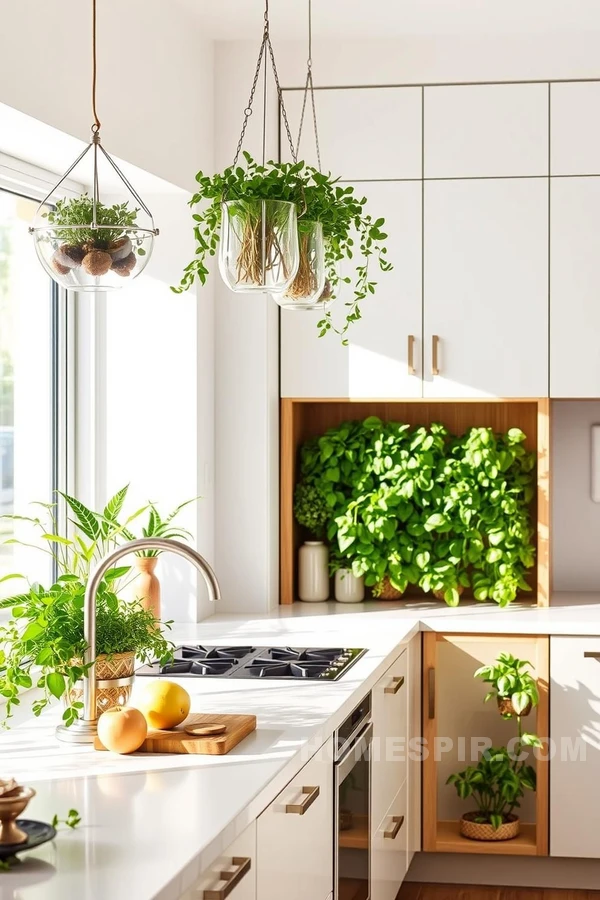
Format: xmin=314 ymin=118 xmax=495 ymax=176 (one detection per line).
xmin=280 ymin=397 xmax=550 ymax=606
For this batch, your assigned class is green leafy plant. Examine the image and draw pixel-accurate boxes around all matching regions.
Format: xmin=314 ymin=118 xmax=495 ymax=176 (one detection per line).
xmin=51 ymin=808 xmax=81 ymax=830
xmin=474 ymin=652 xmax=539 ymax=716
xmin=446 ymin=746 xmax=536 ymax=831
xmin=294 ymin=418 xmax=536 ymax=606
xmin=45 ymin=194 xmax=139 ymax=248
xmin=173 ymin=153 xmax=391 ymax=341
xmin=293 ymin=483 xmax=329 ymax=538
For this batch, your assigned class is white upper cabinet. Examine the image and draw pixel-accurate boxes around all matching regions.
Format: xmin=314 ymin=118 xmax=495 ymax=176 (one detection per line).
xmin=282 ymin=87 xmax=422 ymax=180
xmin=551 ymin=82 xmax=600 ymax=175
xmin=424 ymin=83 xmax=548 ymax=178
xmin=423 ymin=177 xmax=548 ymax=398
xmin=280 ymin=180 xmax=422 ymax=398
xmin=550 ymin=176 xmax=600 ymax=397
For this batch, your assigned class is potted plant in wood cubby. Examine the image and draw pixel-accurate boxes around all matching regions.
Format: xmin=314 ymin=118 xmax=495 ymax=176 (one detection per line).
xmin=280 ymin=398 xmax=550 ymax=607
xmin=447 ymin=652 xmax=542 ymax=842
xmin=422 ymin=633 xmax=549 ymax=856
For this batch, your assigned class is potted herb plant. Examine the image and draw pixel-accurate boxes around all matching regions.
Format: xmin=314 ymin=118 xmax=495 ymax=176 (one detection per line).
xmin=474 ymin=652 xmax=539 ymax=718
xmin=37 ymin=194 xmax=149 ymax=288
xmin=173 ymin=154 xmax=391 ymax=340
xmin=0 ymin=488 xmax=174 ymax=728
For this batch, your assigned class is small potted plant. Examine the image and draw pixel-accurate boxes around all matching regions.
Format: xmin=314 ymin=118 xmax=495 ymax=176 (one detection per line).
xmin=33 ymin=194 xmax=153 ymax=291
xmin=447 ymin=746 xmax=536 ymax=841
xmin=0 ymin=488 xmax=173 ymax=728
xmin=474 ymin=652 xmax=539 ymax=718
xmin=173 ymin=154 xmax=391 ymax=340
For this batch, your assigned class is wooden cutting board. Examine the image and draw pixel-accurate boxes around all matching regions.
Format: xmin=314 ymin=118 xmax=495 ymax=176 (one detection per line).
xmin=94 ymin=713 xmax=256 ymax=756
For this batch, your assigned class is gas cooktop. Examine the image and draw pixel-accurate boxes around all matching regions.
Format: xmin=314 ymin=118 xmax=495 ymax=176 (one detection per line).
xmin=136 ymin=645 xmax=367 ymax=681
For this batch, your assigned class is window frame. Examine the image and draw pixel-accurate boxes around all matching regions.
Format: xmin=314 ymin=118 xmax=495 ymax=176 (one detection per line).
xmin=0 ymin=152 xmax=80 ymax=583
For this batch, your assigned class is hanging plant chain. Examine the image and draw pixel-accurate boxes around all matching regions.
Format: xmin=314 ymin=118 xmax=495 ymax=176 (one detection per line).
xmin=295 ymin=0 xmax=322 ymax=170
xmin=91 ymin=0 xmax=101 ymax=133
xmin=231 ymin=0 xmax=297 ymax=169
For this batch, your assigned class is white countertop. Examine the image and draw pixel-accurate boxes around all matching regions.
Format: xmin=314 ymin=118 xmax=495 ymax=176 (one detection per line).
xmin=2 ymin=593 xmax=600 ymax=900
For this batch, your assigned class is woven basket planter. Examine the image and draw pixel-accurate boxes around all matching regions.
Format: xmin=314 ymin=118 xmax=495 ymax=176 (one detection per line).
xmin=459 ymin=812 xmax=520 ymax=842
xmin=374 ymin=578 xmax=404 ymax=601
xmin=67 ymin=651 xmax=136 ymax=717
xmin=497 ymin=695 xmax=532 ymax=717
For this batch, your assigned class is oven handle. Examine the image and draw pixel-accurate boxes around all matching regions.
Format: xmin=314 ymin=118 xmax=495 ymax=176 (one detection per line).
xmin=335 ymin=722 xmax=373 ymax=785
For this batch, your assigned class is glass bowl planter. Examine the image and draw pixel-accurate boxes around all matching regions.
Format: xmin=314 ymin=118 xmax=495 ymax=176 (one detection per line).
xmin=274 ymin=220 xmax=326 ymax=310
xmin=219 ymin=199 xmax=299 ymax=294
xmin=31 ymin=225 xmax=155 ymax=292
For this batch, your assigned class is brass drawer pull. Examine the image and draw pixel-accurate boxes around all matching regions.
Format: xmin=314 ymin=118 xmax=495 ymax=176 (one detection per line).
xmin=428 ymin=667 xmax=435 ymax=720
xmin=203 ymin=857 xmax=251 ymax=900
xmin=384 ymin=815 xmax=405 ymax=840
xmin=286 ymin=785 xmax=320 ymax=815
xmin=432 ymin=334 xmax=440 ymax=376
xmin=584 ymin=652 xmax=600 ymax=659
xmin=408 ymin=335 xmax=416 ymax=376
xmin=384 ymin=675 xmax=405 ymax=695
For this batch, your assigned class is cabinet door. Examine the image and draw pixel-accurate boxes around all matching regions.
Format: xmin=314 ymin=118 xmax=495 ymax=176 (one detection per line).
xmin=551 ymin=636 xmax=600 ymax=858
xmin=183 ymin=822 xmax=256 ymax=900
xmin=371 ymin=780 xmax=409 ymax=900
xmin=372 ymin=648 xmax=408 ymax=833
xmin=423 ymin=177 xmax=548 ymax=398
xmin=425 ymin=83 xmax=548 ymax=178
xmin=257 ymin=738 xmax=333 ymax=899
xmin=407 ymin=633 xmax=422 ymax=865
xmin=550 ymin=177 xmax=600 ymax=397
xmin=551 ymin=82 xmax=600 ymax=176
xmin=281 ymin=180 xmax=422 ymax=399
xmin=282 ymin=86 xmax=422 ymax=180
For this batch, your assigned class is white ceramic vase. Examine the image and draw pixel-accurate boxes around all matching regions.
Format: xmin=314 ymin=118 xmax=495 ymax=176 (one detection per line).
xmin=334 ymin=568 xmax=365 ymax=603
xmin=298 ymin=541 xmax=329 ymax=602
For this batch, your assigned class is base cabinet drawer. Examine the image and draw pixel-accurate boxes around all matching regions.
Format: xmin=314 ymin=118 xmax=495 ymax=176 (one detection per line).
xmin=181 ymin=822 xmax=256 ymax=900
xmin=256 ymin=738 xmax=334 ymax=899
xmin=372 ymin=648 xmax=409 ymax=831
xmin=371 ymin=780 xmax=408 ymax=900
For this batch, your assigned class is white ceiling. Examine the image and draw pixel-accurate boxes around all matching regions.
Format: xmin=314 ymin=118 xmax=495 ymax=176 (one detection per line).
xmin=177 ymin=0 xmax=600 ymax=40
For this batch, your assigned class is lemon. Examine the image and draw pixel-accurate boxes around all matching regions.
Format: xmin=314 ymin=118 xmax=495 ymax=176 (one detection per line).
xmin=135 ymin=680 xmax=191 ymax=730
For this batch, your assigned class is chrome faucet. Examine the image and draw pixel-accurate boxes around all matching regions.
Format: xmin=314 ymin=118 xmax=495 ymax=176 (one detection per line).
xmin=56 ymin=537 xmax=221 ymax=744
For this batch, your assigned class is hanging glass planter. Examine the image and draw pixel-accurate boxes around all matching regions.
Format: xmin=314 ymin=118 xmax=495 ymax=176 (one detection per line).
xmin=220 ymin=199 xmax=299 ymax=294
xmin=274 ymin=219 xmax=325 ymax=309
xmin=29 ymin=0 xmax=158 ymax=290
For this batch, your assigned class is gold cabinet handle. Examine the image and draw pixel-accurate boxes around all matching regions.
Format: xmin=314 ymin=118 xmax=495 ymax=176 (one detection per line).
xmin=584 ymin=652 xmax=600 ymax=659
xmin=432 ymin=335 xmax=440 ymax=376
xmin=428 ymin=667 xmax=435 ymax=720
xmin=384 ymin=675 xmax=405 ymax=695
xmin=384 ymin=815 xmax=405 ymax=840
xmin=408 ymin=335 xmax=416 ymax=376
xmin=203 ymin=857 xmax=251 ymax=900
xmin=286 ymin=785 xmax=320 ymax=815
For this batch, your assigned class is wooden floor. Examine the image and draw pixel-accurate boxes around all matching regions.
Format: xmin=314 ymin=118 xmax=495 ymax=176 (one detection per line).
xmin=398 ymin=885 xmax=600 ymax=900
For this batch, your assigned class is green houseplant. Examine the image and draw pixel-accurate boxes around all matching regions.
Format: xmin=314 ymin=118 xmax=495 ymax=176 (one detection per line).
xmin=0 ymin=487 xmax=179 ymax=728
xmin=294 ymin=418 xmax=536 ymax=607
xmin=474 ymin=652 xmax=539 ymax=717
xmin=173 ymin=153 xmax=391 ymax=341
xmin=44 ymin=194 xmax=143 ymax=279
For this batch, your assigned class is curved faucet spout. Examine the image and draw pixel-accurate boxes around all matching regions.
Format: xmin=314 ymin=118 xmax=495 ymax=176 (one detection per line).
xmin=56 ymin=537 xmax=221 ymax=744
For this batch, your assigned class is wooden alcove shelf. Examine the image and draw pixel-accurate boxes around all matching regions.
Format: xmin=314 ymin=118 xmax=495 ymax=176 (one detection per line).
xmin=435 ymin=820 xmax=538 ymax=856
xmin=280 ymin=397 xmax=550 ymax=606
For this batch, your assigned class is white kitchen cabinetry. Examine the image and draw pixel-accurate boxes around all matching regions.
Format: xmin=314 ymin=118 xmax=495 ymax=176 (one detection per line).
xmin=180 ymin=822 xmax=256 ymax=900
xmin=551 ymin=82 xmax=600 ymax=176
xmin=424 ymin=83 xmax=548 ymax=178
xmin=372 ymin=648 xmax=409 ymax=832
xmin=550 ymin=636 xmax=600 ymax=858
xmin=256 ymin=737 xmax=333 ymax=899
xmin=372 ymin=780 xmax=409 ymax=900
xmin=423 ymin=177 xmax=548 ymax=398
xmin=550 ymin=177 xmax=600 ymax=397
xmin=407 ymin=633 xmax=422 ymax=865
xmin=282 ymin=86 xmax=422 ymax=180
xmin=281 ymin=180 xmax=422 ymax=399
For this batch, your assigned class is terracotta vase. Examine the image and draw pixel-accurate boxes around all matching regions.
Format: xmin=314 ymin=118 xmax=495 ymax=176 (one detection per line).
xmin=130 ymin=556 xmax=161 ymax=619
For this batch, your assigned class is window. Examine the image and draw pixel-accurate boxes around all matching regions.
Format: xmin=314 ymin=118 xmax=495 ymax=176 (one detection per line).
xmin=0 ymin=184 xmax=68 ymax=593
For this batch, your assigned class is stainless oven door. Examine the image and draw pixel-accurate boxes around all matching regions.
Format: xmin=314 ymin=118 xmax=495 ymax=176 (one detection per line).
xmin=335 ymin=722 xmax=373 ymax=900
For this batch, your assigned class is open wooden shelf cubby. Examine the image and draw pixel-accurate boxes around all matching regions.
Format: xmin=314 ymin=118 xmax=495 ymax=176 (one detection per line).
xmin=280 ymin=398 xmax=550 ymax=606
xmin=422 ymin=632 xmax=549 ymax=857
